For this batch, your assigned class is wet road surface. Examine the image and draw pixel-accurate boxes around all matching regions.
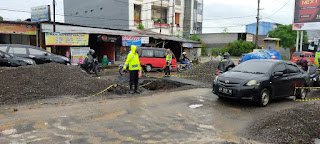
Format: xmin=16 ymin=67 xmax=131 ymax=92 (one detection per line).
xmin=1 ymin=88 xmax=319 ymax=144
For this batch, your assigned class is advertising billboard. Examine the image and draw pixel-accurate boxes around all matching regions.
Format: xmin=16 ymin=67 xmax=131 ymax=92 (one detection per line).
xmin=45 ymin=33 xmax=89 ymax=46
xmin=31 ymin=5 xmax=51 ymax=22
xmin=293 ymin=0 xmax=320 ymax=30
xmin=0 ymin=23 xmax=36 ymax=35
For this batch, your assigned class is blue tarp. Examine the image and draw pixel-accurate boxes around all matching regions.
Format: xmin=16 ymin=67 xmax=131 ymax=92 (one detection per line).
xmin=241 ymin=52 xmax=269 ymax=63
xmin=240 ymin=50 xmax=282 ymax=63
xmin=259 ymin=49 xmax=282 ymax=60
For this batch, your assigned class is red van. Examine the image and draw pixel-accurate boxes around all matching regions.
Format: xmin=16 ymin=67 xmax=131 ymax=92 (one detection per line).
xmin=137 ymin=47 xmax=177 ymax=72
xmin=291 ymin=51 xmax=315 ymax=64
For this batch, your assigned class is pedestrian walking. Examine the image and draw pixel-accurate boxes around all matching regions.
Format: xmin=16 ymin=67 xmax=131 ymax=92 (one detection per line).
xmin=165 ymin=49 xmax=172 ymax=77
xmin=123 ymin=45 xmax=142 ymax=94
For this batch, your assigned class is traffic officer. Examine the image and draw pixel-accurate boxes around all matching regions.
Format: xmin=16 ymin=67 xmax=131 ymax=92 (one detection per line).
xmin=165 ymin=49 xmax=172 ymax=77
xmin=123 ymin=45 xmax=142 ymax=94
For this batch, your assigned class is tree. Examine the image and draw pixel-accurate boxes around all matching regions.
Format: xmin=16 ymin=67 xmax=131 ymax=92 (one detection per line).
xmin=268 ymin=24 xmax=308 ymax=49
xmin=0 ymin=16 xmax=3 ymax=21
xmin=17 ymin=19 xmax=22 ymax=21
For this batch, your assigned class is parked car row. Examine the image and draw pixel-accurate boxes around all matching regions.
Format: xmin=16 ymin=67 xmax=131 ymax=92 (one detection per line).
xmin=0 ymin=44 xmax=70 ymax=67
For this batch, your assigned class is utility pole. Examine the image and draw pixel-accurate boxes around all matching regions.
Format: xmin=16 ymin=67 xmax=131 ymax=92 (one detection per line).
xmin=171 ymin=0 xmax=175 ymax=35
xmin=160 ymin=0 xmax=162 ymax=34
xmin=255 ymin=0 xmax=260 ymax=49
xmin=53 ymin=0 xmax=56 ymax=32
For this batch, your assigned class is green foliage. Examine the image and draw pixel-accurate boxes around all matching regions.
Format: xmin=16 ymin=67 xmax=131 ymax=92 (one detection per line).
xmin=211 ymin=48 xmax=228 ymax=56
xmin=137 ymin=23 xmax=144 ymax=30
xmin=0 ymin=16 xmax=3 ymax=21
xmin=200 ymin=41 xmax=207 ymax=56
xmin=268 ymin=24 xmax=308 ymax=49
xmin=211 ymin=40 xmax=254 ymax=56
xmin=226 ymin=40 xmax=254 ymax=56
xmin=17 ymin=19 xmax=22 ymax=21
xmin=190 ymin=35 xmax=201 ymax=41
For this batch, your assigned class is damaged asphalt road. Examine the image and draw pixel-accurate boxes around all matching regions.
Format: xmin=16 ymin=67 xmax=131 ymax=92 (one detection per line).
xmin=1 ymin=87 xmax=320 ymax=144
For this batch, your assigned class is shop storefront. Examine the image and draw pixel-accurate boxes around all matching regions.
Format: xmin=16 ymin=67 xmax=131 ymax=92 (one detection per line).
xmin=45 ymin=32 xmax=90 ymax=65
xmin=41 ymin=22 xmax=138 ymax=62
xmin=0 ymin=22 xmax=37 ymax=46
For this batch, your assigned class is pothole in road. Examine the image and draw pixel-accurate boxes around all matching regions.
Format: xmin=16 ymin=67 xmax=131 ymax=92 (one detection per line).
xmin=141 ymin=79 xmax=189 ymax=91
xmin=107 ymin=79 xmax=189 ymax=95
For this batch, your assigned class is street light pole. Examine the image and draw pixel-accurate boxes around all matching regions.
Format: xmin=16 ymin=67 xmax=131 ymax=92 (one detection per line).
xmin=53 ymin=0 xmax=56 ymax=32
xmin=255 ymin=0 xmax=260 ymax=49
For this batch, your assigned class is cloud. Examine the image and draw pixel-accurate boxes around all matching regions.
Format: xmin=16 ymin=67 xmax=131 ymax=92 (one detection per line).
xmin=203 ymin=0 xmax=295 ymax=33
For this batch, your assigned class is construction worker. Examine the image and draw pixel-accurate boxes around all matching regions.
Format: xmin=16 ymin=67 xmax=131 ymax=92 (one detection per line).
xmin=165 ymin=49 xmax=172 ymax=77
xmin=123 ymin=45 xmax=142 ymax=94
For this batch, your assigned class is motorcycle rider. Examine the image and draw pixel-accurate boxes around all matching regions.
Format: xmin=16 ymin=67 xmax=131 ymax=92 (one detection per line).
xmin=84 ymin=49 xmax=95 ymax=74
xmin=297 ymin=54 xmax=308 ymax=71
xmin=179 ymin=52 xmax=190 ymax=69
xmin=217 ymin=52 xmax=235 ymax=72
xmin=122 ymin=45 xmax=142 ymax=94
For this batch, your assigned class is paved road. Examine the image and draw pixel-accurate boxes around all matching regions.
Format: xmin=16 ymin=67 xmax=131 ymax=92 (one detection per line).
xmin=0 ymin=88 xmax=319 ymax=144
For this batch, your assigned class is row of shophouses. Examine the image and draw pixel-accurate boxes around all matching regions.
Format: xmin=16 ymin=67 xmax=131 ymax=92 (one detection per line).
xmin=0 ymin=21 xmax=201 ymax=65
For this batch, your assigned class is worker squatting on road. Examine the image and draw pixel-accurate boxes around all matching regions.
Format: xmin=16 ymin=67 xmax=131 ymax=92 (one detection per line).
xmin=123 ymin=45 xmax=142 ymax=94
xmin=165 ymin=49 xmax=172 ymax=77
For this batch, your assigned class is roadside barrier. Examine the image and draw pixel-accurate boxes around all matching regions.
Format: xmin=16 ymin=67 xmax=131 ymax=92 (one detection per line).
xmin=294 ymin=86 xmax=320 ymax=102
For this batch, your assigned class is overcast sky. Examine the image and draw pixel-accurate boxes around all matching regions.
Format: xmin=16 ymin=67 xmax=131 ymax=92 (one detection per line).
xmin=0 ymin=0 xmax=295 ymax=33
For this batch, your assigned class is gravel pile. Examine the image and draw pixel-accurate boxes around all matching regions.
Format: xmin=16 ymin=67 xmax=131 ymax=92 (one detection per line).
xmin=182 ymin=60 xmax=219 ymax=84
xmin=0 ymin=63 xmax=113 ymax=104
xmin=248 ymin=104 xmax=320 ymax=143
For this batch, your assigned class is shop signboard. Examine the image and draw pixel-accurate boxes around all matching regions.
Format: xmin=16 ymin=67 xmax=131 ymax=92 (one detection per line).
xmin=183 ymin=43 xmax=193 ymax=48
xmin=0 ymin=23 xmax=36 ymax=35
xmin=293 ymin=0 xmax=320 ymax=30
xmin=141 ymin=37 xmax=150 ymax=44
xmin=31 ymin=5 xmax=51 ymax=22
xmin=45 ymin=33 xmax=89 ymax=46
xmin=98 ymin=35 xmax=118 ymax=42
xmin=122 ymin=36 xmax=141 ymax=46
xmin=246 ymin=34 xmax=253 ymax=42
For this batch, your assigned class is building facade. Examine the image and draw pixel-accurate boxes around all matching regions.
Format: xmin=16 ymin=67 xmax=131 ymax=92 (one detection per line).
xmin=64 ymin=0 xmax=203 ymax=37
xmin=183 ymin=0 xmax=203 ymax=39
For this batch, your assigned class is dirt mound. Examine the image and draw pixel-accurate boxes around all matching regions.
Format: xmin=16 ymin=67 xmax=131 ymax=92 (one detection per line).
xmin=248 ymin=104 xmax=320 ymax=143
xmin=182 ymin=60 xmax=219 ymax=84
xmin=0 ymin=63 xmax=113 ymax=104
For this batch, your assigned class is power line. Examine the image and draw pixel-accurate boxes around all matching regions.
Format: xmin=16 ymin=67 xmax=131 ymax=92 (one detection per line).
xmin=264 ymin=0 xmax=292 ymax=19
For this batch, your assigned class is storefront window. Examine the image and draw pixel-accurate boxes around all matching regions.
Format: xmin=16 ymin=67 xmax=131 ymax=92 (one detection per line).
xmin=134 ymin=4 xmax=142 ymax=23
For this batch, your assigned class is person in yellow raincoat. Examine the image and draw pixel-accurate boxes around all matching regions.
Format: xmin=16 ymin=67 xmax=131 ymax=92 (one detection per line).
xmin=123 ymin=45 xmax=142 ymax=94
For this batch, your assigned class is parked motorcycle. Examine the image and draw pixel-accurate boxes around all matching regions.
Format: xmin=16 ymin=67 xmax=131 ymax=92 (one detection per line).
xmin=80 ymin=58 xmax=102 ymax=76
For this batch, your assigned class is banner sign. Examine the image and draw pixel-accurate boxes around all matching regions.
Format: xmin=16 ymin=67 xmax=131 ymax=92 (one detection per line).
xmin=183 ymin=43 xmax=194 ymax=48
xmin=45 ymin=33 xmax=89 ymax=46
xmin=122 ymin=36 xmax=141 ymax=46
xmin=141 ymin=37 xmax=150 ymax=44
xmin=31 ymin=5 xmax=51 ymax=22
xmin=246 ymin=34 xmax=253 ymax=42
xmin=0 ymin=23 xmax=36 ymax=35
xmin=293 ymin=0 xmax=320 ymax=30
